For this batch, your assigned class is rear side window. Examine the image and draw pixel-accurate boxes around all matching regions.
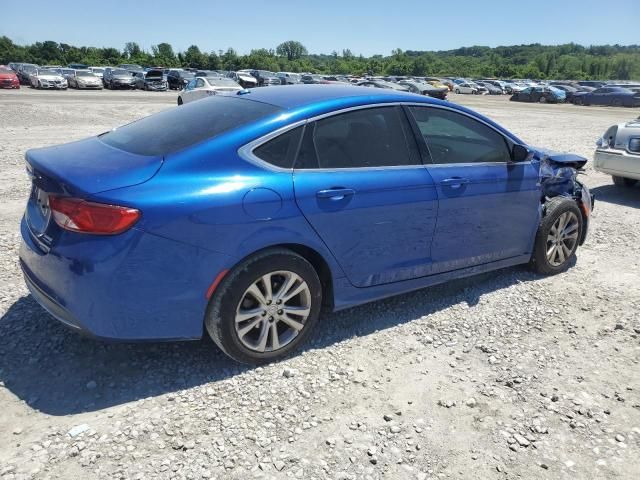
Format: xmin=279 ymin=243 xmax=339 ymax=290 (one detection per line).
xmin=253 ymin=127 xmax=303 ymax=168
xmin=295 ymin=107 xmax=417 ymax=169
xmin=100 ymin=97 xmax=281 ymax=156
xmin=409 ymin=106 xmax=511 ymax=164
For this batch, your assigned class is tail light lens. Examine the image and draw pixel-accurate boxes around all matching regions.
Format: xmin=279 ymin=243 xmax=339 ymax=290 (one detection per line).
xmin=49 ymin=197 xmax=140 ymax=235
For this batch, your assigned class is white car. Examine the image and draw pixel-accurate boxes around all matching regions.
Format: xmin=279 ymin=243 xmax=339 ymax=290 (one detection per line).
xmin=177 ymin=77 xmax=243 ymax=105
xmin=594 ymin=117 xmax=640 ymax=187
xmin=454 ymin=81 xmax=479 ymax=94
xmin=29 ymin=69 xmax=68 ymax=89
xmin=88 ymin=66 xmax=106 ymax=79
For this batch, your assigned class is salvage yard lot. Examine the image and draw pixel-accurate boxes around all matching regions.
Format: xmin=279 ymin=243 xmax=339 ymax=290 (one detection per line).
xmin=0 ymin=89 xmax=639 ymax=480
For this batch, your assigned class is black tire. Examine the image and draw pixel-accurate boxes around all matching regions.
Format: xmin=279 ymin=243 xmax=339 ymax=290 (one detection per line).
xmin=573 ymin=97 xmax=582 ymax=106
xmin=530 ymin=197 xmax=583 ymax=275
xmin=539 ymin=96 xmax=547 ymax=103
xmin=611 ymin=98 xmax=622 ymax=107
xmin=612 ymin=176 xmax=637 ymax=187
xmin=177 ymin=96 xmax=183 ymax=106
xmin=205 ymin=248 xmax=323 ymax=365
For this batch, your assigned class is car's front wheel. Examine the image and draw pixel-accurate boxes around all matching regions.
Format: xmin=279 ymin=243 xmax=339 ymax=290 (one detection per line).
xmin=177 ymin=96 xmax=183 ymax=105
xmin=205 ymin=248 xmax=323 ymax=364
xmin=612 ymin=176 xmax=638 ymax=187
xmin=530 ymin=197 xmax=583 ymax=275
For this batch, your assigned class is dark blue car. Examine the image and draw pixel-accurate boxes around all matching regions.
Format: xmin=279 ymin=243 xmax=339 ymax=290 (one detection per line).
xmin=572 ymin=86 xmax=640 ymax=107
xmin=20 ymin=85 xmax=593 ymax=364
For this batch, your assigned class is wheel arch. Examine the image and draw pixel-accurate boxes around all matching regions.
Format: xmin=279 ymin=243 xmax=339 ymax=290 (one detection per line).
xmin=214 ymin=242 xmax=338 ymax=312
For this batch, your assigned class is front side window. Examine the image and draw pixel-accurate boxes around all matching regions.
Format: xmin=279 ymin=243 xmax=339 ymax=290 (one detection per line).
xmin=195 ymin=78 xmax=205 ymax=88
xmin=295 ymin=107 xmax=417 ymax=169
xmin=409 ymin=106 xmax=511 ymax=164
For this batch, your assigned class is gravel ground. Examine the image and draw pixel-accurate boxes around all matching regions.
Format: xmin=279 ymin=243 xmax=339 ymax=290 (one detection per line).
xmin=0 ymin=89 xmax=639 ymax=480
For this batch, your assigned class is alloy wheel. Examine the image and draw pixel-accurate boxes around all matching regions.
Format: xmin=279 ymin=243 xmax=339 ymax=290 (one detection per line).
xmin=546 ymin=211 xmax=579 ymax=266
xmin=234 ymin=271 xmax=311 ymax=353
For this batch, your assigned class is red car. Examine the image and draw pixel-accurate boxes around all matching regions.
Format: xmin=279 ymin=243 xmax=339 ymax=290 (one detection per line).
xmin=0 ymin=65 xmax=20 ymax=89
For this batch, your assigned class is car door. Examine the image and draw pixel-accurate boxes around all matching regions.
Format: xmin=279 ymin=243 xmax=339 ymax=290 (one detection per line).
xmin=590 ymin=88 xmax=608 ymax=105
xmin=182 ymin=79 xmax=197 ymax=102
xmin=406 ymin=105 xmax=540 ymax=274
xmin=293 ymin=105 xmax=439 ymax=287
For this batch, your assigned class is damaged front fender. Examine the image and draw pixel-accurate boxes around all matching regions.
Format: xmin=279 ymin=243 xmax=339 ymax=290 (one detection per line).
xmin=530 ymin=147 xmax=594 ymax=245
xmin=533 ymin=147 xmax=588 ymax=198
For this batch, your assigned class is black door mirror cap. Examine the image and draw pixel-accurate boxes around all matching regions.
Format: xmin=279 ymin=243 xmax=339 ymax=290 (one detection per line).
xmin=511 ymin=144 xmax=530 ymax=162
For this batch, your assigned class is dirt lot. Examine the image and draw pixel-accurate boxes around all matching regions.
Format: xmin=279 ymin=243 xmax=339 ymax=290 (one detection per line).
xmin=0 ymin=89 xmax=639 ymax=480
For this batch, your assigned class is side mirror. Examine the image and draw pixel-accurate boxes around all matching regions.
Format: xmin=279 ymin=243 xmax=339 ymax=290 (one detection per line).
xmin=511 ymin=144 xmax=530 ymax=162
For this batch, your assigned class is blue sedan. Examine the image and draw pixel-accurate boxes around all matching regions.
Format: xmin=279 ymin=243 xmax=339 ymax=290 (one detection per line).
xmin=20 ymin=85 xmax=593 ymax=364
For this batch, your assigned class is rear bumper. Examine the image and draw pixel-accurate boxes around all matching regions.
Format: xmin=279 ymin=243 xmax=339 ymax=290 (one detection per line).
xmin=19 ymin=216 xmax=233 ymax=341
xmin=21 ymin=261 xmax=84 ymax=332
xmin=594 ymin=149 xmax=640 ymax=180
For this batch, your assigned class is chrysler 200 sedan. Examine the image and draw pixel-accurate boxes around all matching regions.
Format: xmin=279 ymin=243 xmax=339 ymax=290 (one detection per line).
xmin=20 ymin=85 xmax=593 ymax=364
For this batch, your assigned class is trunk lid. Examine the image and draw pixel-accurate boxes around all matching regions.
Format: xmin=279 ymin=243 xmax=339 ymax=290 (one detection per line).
xmin=24 ymin=137 xmax=162 ymax=241
xmin=25 ymin=136 xmax=163 ymax=197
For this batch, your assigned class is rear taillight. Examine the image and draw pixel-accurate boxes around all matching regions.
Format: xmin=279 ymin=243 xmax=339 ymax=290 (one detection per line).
xmin=49 ymin=197 xmax=140 ymax=235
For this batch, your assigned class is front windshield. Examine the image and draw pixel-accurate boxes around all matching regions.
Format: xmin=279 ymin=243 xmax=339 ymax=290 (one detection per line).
xmin=181 ymin=72 xmax=194 ymax=78
xmin=259 ymin=70 xmax=275 ymax=77
xmin=37 ymin=70 xmax=57 ymax=75
xmin=77 ymin=71 xmax=94 ymax=77
xmin=91 ymin=68 xmax=104 ymax=73
xmin=113 ymin=70 xmax=131 ymax=76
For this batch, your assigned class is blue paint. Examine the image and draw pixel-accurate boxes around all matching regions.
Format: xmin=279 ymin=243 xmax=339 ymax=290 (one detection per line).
xmin=19 ymin=85 xmax=589 ymax=341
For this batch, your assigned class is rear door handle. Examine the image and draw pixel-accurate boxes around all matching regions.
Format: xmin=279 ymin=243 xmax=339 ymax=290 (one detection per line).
xmin=440 ymin=177 xmax=470 ymax=188
xmin=316 ymin=188 xmax=356 ymax=200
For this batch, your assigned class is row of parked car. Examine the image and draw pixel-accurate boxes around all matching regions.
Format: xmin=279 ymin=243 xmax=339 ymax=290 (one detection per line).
xmin=3 ymin=62 xmax=640 ymax=108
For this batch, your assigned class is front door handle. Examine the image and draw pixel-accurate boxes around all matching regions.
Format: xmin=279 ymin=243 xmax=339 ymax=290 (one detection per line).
xmin=316 ymin=188 xmax=356 ymax=200
xmin=440 ymin=177 xmax=470 ymax=188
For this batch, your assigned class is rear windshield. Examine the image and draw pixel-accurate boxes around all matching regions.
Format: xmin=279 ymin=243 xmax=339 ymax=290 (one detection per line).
xmin=100 ymin=96 xmax=281 ymax=156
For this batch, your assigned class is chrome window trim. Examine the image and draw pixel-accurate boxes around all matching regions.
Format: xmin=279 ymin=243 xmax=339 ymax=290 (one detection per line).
xmin=238 ymin=101 xmax=524 ymax=172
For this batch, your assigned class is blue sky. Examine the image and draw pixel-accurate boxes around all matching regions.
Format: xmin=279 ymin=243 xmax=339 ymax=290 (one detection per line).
xmin=3 ymin=0 xmax=638 ymax=56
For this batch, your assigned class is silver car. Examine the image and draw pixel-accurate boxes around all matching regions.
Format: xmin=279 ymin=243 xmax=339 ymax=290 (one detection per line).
xmin=594 ymin=117 xmax=640 ymax=187
xmin=67 ymin=70 xmax=103 ymax=89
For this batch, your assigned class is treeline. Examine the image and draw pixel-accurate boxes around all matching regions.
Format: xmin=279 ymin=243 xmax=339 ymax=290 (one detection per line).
xmin=1 ymin=36 xmax=639 ymax=80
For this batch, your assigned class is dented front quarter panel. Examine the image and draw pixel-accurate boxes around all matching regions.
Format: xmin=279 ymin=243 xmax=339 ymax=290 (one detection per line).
xmin=531 ymin=146 xmax=593 ymax=245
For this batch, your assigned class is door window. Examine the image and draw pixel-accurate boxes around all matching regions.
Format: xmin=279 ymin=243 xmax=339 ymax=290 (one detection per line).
xmin=295 ymin=107 xmax=418 ymax=169
xmin=409 ymin=106 xmax=511 ymax=164
xmin=195 ymin=78 xmax=205 ymax=88
xmin=253 ymin=127 xmax=304 ymax=169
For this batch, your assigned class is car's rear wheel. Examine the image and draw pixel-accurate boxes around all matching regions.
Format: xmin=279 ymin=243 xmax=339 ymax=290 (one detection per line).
xmin=530 ymin=196 xmax=583 ymax=275
xmin=612 ymin=176 xmax=638 ymax=187
xmin=455 ymin=89 xmax=460 ymax=94
xmin=611 ymin=98 xmax=622 ymax=107
xmin=177 ymin=96 xmax=183 ymax=105
xmin=539 ymin=96 xmax=547 ymax=103
xmin=205 ymin=248 xmax=323 ymax=364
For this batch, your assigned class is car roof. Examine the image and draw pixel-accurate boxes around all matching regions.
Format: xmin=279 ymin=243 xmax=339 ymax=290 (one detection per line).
xmin=239 ymin=84 xmax=426 ymax=110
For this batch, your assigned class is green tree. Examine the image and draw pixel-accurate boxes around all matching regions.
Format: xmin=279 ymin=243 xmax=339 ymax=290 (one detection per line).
xmin=184 ymin=45 xmax=208 ymax=68
xmin=124 ymin=42 xmax=141 ymax=59
xmin=276 ymin=41 xmax=308 ymax=61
